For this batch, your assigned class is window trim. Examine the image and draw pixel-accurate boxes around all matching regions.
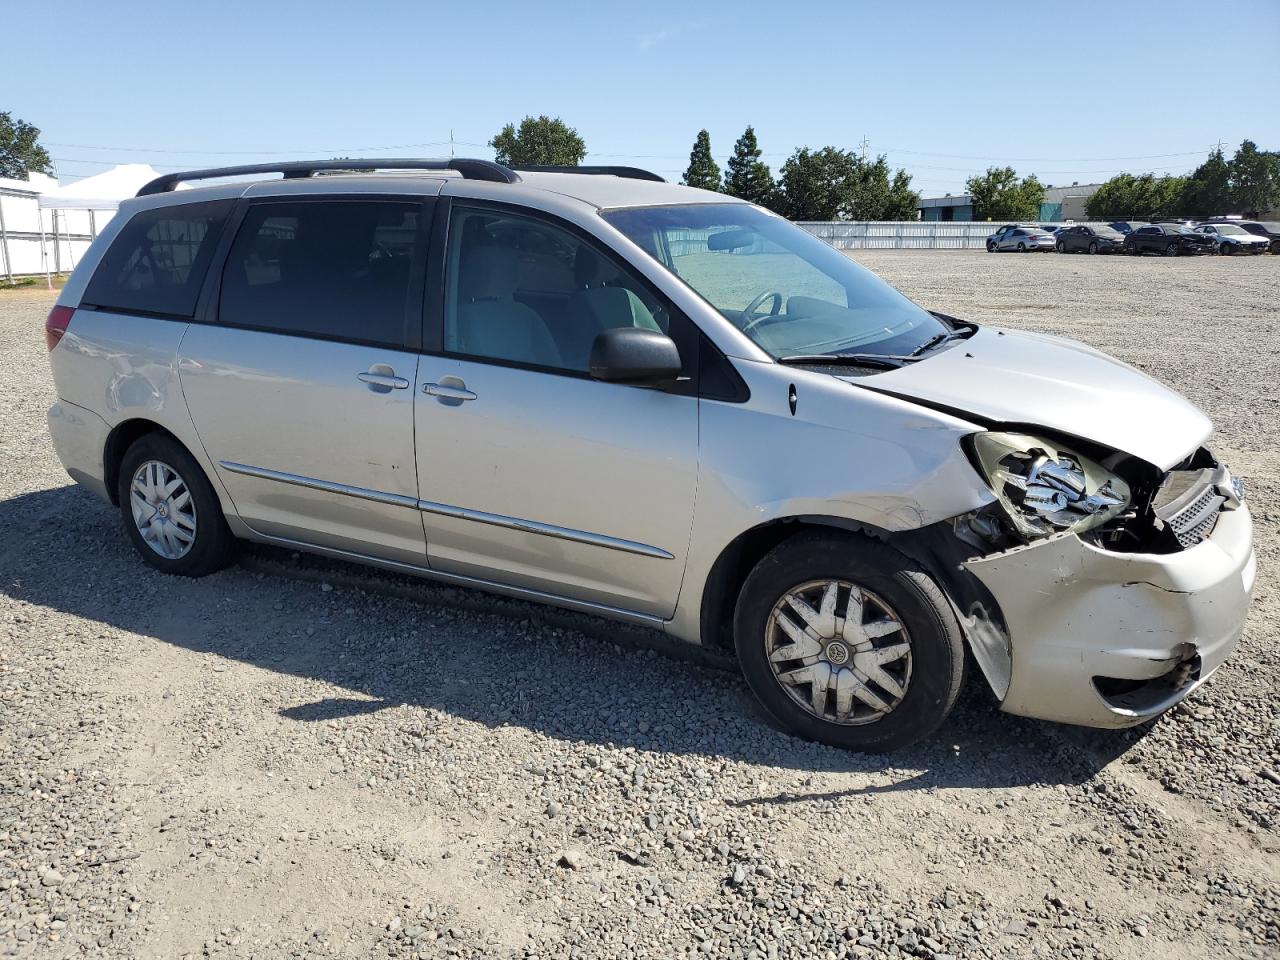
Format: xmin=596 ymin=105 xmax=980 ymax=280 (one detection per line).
xmin=427 ymin=197 xmax=707 ymax=396
xmin=80 ymin=199 xmax=236 ymax=321
xmin=202 ymin=194 xmax=434 ymax=352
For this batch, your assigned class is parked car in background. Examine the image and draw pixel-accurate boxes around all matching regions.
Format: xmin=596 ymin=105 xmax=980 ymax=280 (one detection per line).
xmin=1108 ymin=221 xmax=1148 ymax=234
xmin=1212 ymin=220 xmax=1280 ymax=254
xmin=1056 ymin=225 xmax=1126 ymax=254
xmin=991 ymin=227 xmax=1056 ymax=252
xmin=1123 ymin=223 xmax=1217 ymax=256
xmin=42 ymin=157 xmax=1255 ymax=752
xmin=986 ymin=224 xmax=1029 ymax=251
xmin=1194 ymin=223 xmax=1270 ymax=255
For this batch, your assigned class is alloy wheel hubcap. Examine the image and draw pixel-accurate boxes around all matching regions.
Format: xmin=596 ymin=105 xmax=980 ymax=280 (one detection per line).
xmin=129 ymin=460 xmax=197 ymax=560
xmin=765 ymin=579 xmax=912 ymax=726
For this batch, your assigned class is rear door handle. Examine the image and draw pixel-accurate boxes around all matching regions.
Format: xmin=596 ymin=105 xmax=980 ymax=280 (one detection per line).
xmin=358 ymin=368 xmax=409 ymax=391
xmin=423 ymin=381 xmax=477 ymax=403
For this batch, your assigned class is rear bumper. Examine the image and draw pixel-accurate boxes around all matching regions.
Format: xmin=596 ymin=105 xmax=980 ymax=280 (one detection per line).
xmin=963 ymin=502 xmax=1255 ymax=728
xmin=48 ymin=400 xmax=112 ymax=503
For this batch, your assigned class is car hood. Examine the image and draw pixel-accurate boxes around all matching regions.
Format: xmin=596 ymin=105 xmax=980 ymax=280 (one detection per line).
xmin=844 ymin=328 xmax=1211 ymax=469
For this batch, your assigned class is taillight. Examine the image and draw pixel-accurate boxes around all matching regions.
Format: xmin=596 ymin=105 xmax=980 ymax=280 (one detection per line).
xmin=45 ymin=305 xmax=74 ymax=351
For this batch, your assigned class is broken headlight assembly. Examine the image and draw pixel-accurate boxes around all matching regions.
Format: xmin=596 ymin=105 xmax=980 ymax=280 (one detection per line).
xmin=966 ymin=432 xmax=1132 ymax=543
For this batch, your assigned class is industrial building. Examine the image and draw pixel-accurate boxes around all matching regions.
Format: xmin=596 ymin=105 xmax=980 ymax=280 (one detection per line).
xmin=918 ymin=182 xmax=1104 ymax=222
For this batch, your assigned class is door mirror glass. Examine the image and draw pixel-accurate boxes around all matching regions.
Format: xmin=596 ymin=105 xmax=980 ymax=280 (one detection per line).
xmin=589 ymin=328 xmax=682 ymax=384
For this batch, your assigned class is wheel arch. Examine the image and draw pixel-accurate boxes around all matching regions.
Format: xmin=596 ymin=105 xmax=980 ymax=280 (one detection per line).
xmin=103 ymin=418 xmax=188 ymax=505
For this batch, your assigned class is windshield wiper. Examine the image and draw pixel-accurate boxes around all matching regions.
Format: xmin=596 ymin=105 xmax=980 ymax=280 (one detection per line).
xmin=777 ymin=353 xmax=910 ymax=369
xmin=909 ymin=324 xmax=976 ymax=357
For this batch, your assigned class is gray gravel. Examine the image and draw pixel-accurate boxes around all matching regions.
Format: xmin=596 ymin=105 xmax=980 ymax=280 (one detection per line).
xmin=1 ymin=252 xmax=1277 ymax=960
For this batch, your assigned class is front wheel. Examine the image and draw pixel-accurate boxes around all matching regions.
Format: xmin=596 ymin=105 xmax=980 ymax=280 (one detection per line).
xmin=734 ymin=534 xmax=966 ymax=752
xmin=1164 ymin=242 xmax=1180 ymax=257
xmin=1088 ymin=241 xmax=1099 ymax=255
xmin=118 ymin=433 xmax=235 ymax=577
xmin=1220 ymin=242 xmax=1232 ymax=256
xmin=1055 ymin=241 xmax=1065 ymax=253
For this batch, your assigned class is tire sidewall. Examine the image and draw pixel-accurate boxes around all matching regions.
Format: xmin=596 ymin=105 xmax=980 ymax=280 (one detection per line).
xmin=733 ymin=535 xmax=965 ymax=752
xmin=117 ymin=434 xmax=232 ymax=577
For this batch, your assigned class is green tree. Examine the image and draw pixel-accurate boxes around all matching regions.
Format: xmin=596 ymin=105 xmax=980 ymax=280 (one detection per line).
xmin=0 ymin=111 xmax=52 ymax=180
xmin=1085 ymin=173 xmax=1189 ymax=220
xmin=776 ymin=147 xmax=864 ymax=220
xmin=723 ymin=125 xmax=776 ymax=208
xmin=681 ymin=129 xmax=721 ymax=191
xmin=1228 ymin=139 xmax=1280 ymax=216
xmin=490 ymin=115 xmax=586 ymax=167
xmin=965 ymin=167 xmax=1045 ymax=221
xmin=1180 ymin=148 xmax=1232 ymax=217
xmin=848 ymin=155 xmax=919 ymax=220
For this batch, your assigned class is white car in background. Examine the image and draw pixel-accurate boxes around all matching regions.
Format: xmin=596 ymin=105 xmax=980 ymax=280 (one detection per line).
xmin=1194 ymin=223 xmax=1270 ymax=255
xmin=990 ymin=226 xmax=1056 ymax=252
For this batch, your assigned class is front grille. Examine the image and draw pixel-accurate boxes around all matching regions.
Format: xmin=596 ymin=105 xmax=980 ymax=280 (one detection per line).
xmin=1153 ymin=468 xmax=1225 ymax=548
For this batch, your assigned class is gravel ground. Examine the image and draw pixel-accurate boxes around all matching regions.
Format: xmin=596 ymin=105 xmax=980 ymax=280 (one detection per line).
xmin=1 ymin=251 xmax=1277 ymax=960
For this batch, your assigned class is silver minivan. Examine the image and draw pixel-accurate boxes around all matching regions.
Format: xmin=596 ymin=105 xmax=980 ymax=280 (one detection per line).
xmin=45 ymin=159 xmax=1255 ymax=751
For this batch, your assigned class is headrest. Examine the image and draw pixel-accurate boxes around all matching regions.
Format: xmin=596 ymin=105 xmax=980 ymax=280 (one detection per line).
xmin=460 ymin=246 xmax=519 ymax=301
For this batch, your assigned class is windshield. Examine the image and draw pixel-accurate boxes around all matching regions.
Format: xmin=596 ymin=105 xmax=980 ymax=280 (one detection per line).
xmin=1096 ymin=227 xmax=1123 ymax=238
xmin=1259 ymin=222 xmax=1280 ymax=233
xmin=1214 ymin=224 xmax=1246 ymax=235
xmin=600 ymin=203 xmax=947 ymax=359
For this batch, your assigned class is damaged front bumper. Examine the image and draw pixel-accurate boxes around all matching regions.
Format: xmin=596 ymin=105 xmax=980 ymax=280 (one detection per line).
xmin=961 ymin=501 xmax=1255 ymax=728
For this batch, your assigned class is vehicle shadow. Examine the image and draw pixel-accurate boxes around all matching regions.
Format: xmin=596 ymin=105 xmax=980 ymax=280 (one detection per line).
xmin=1 ymin=484 xmax=1146 ymax=789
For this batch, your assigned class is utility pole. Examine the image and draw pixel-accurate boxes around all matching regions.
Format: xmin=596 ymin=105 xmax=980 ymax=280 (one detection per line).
xmin=858 ymin=135 xmax=870 ymax=161
xmin=450 ymin=129 xmax=455 ymax=159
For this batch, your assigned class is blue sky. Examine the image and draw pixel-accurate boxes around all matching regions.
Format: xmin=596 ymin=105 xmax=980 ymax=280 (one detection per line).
xmin=7 ymin=1 xmax=1279 ymax=194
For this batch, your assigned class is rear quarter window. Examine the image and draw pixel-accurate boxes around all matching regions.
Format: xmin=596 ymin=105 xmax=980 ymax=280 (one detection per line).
xmin=83 ymin=201 xmax=232 ymax=318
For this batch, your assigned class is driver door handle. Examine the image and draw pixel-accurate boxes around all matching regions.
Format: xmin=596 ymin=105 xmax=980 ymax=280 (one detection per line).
xmin=357 ymin=372 xmax=409 ymax=390
xmin=423 ymin=381 xmax=477 ymax=402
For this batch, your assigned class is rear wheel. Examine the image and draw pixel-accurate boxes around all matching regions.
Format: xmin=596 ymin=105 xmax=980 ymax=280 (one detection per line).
xmin=986 ymin=240 xmax=997 ymax=253
xmin=1088 ymin=241 xmax=1099 ymax=255
xmin=1017 ymin=242 xmax=1026 ymax=252
xmin=117 ymin=433 xmax=234 ymax=577
xmin=733 ymin=533 xmax=966 ymax=752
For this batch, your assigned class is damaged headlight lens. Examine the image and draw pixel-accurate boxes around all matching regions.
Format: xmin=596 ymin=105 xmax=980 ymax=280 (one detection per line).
xmin=972 ymin=432 xmax=1131 ymax=540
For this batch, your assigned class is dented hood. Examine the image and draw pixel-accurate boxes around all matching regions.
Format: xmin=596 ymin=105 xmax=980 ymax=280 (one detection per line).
xmin=848 ymin=328 xmax=1211 ymax=470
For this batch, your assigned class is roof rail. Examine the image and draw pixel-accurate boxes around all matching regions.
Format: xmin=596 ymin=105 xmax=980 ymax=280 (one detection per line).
xmin=135 ymin=158 xmax=521 ymax=196
xmin=510 ymin=165 xmax=666 ymax=183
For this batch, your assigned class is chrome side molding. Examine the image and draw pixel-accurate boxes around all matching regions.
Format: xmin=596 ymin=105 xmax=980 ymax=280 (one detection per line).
xmin=217 ymin=461 xmax=673 ymax=560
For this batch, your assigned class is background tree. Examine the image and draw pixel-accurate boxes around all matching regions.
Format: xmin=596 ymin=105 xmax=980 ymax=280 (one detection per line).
xmin=848 ymin=155 xmax=919 ymax=220
xmin=776 ymin=147 xmax=862 ymax=221
xmin=1228 ymin=139 xmax=1280 ymax=216
xmin=0 ymin=111 xmax=52 ymax=180
xmin=490 ymin=115 xmax=586 ymax=167
xmin=723 ymin=126 xmax=776 ymax=208
xmin=965 ymin=167 xmax=1045 ymax=221
xmin=1085 ymin=173 xmax=1189 ymax=220
xmin=1179 ymin=148 xmax=1231 ymax=217
xmin=681 ymin=130 xmax=721 ymax=191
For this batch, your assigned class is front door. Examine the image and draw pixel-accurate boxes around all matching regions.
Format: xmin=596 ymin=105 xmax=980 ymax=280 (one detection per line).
xmin=413 ymin=202 xmax=699 ymax=618
xmin=180 ymin=196 xmax=432 ymax=566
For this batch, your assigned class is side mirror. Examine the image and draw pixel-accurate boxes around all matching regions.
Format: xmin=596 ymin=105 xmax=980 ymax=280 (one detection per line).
xmin=589 ymin=328 xmax=682 ymax=385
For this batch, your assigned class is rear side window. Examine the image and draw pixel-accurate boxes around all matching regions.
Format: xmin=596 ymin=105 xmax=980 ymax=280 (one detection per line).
xmin=83 ymin=201 xmax=231 ymax=318
xmin=219 ymin=200 xmax=423 ymax=347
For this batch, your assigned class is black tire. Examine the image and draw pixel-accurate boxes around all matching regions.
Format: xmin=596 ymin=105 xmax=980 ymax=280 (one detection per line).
xmin=1088 ymin=241 xmax=1099 ymax=255
xmin=1016 ymin=242 xmax=1026 ymax=252
xmin=117 ymin=432 xmax=235 ymax=577
xmin=1164 ymin=242 xmax=1179 ymax=257
xmin=733 ymin=533 xmax=966 ymax=752
xmin=986 ymin=240 xmax=996 ymax=253
xmin=1219 ymin=242 xmax=1232 ymax=256
xmin=1055 ymin=241 xmax=1065 ymax=253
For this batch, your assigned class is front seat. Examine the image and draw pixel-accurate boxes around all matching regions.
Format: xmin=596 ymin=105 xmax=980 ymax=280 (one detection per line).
xmin=562 ymin=248 xmax=662 ymax=370
xmin=454 ymin=246 xmax=562 ymax=367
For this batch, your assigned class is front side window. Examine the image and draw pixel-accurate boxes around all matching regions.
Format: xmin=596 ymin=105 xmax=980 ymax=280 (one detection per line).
xmin=603 ymin=203 xmax=947 ymax=360
xmin=84 ymin=201 xmax=231 ymax=317
xmin=444 ymin=206 xmax=671 ymax=373
xmin=219 ymin=201 xmax=421 ymax=346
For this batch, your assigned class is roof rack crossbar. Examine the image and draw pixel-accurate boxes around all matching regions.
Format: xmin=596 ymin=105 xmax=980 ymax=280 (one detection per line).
xmin=509 ymin=165 xmax=666 ymax=183
xmin=136 ymin=158 xmax=521 ymax=196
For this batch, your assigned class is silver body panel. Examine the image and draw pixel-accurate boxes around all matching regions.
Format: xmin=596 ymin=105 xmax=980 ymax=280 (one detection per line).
xmin=44 ymin=167 xmax=1256 ymax=733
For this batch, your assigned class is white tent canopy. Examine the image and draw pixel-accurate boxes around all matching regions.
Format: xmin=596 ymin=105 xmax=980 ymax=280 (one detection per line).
xmin=37 ymin=164 xmax=162 ymax=211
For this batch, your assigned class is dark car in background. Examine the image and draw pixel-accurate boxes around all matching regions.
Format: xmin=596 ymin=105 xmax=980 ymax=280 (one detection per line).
xmin=1123 ymin=223 xmax=1216 ymax=257
xmin=1108 ymin=221 xmax=1148 ymax=234
xmin=1056 ymin=225 xmax=1126 ymax=254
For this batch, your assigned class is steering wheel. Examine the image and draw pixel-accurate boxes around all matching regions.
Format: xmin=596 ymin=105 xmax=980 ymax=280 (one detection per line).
xmin=740 ymin=290 xmax=784 ymax=334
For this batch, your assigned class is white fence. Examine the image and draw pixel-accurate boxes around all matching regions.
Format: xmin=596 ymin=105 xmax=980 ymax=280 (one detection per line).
xmin=0 ymin=187 xmax=107 ymax=281
xmin=797 ymin=220 xmax=1095 ymax=250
